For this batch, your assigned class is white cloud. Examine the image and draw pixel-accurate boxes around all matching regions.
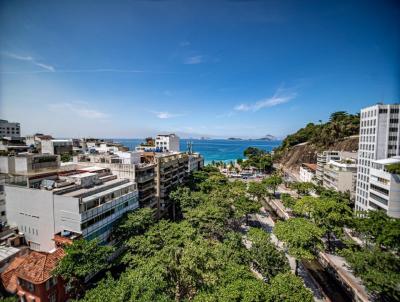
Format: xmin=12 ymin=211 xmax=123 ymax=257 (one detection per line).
xmin=3 ymin=52 xmax=55 ymax=71
xmin=234 ymin=87 xmax=296 ymax=112
xmin=48 ymin=103 xmax=109 ymax=119
xmin=152 ymin=111 xmax=182 ymax=119
xmin=184 ymin=55 xmax=204 ymax=65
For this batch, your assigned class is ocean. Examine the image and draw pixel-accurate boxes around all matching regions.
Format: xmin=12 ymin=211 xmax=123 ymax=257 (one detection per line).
xmin=114 ymin=139 xmax=282 ymax=164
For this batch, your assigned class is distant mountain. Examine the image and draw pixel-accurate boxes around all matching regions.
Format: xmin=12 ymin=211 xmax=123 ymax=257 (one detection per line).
xmin=227 ymin=137 xmax=243 ymax=141
xmin=254 ymin=134 xmax=277 ymax=141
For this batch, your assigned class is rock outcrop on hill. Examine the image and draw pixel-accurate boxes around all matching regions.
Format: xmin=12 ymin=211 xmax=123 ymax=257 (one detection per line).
xmin=277 ymin=135 xmax=359 ymax=172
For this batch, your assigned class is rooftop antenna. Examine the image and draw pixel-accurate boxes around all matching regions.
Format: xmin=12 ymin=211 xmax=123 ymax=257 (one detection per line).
xmin=187 ymin=140 xmax=193 ymax=154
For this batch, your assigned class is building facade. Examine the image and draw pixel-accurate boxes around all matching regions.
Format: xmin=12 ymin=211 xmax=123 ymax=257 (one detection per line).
xmin=0 ymin=120 xmax=20 ymax=138
xmin=368 ymin=157 xmax=400 ymax=217
xmin=155 ymin=134 xmax=180 ymax=152
xmin=5 ymin=167 xmax=139 ymax=252
xmin=355 ymin=104 xmax=400 ymax=216
xmin=41 ymin=139 xmax=73 ymax=156
xmin=1 ymin=248 xmax=67 ymax=302
xmin=299 ymin=163 xmax=317 ymax=183
xmin=323 ymin=159 xmax=357 ymax=197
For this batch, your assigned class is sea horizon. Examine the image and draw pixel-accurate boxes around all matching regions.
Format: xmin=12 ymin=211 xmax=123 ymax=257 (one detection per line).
xmin=114 ymin=138 xmax=282 ymax=164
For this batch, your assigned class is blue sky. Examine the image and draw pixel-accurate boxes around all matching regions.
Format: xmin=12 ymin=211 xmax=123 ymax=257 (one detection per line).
xmin=0 ymin=0 xmax=399 ymax=138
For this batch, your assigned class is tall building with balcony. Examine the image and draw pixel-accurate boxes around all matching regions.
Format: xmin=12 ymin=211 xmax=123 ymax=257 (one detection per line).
xmin=4 ymin=166 xmax=139 ymax=252
xmin=0 ymin=120 xmax=20 ymax=138
xmin=76 ymin=153 xmax=157 ymax=209
xmin=355 ymin=104 xmax=400 ymax=215
xmin=323 ymin=158 xmax=357 ymax=198
xmin=155 ymin=134 xmax=180 ymax=152
xmin=368 ymin=157 xmax=400 ymax=217
xmin=153 ymin=152 xmax=189 ymax=215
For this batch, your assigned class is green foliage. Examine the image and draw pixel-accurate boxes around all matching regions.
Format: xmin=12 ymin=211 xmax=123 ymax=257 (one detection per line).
xmin=114 ymin=208 xmax=155 ymax=242
xmin=275 ymin=111 xmax=359 ymax=154
xmin=354 ymin=210 xmax=400 ymax=251
xmin=341 ymin=247 xmax=400 ymax=300
xmin=290 ymin=181 xmax=314 ymax=196
xmin=386 ymin=163 xmax=400 ymax=174
xmin=240 ymin=147 xmax=273 ymax=172
xmin=263 ymin=174 xmax=283 ymax=194
xmin=247 ymin=181 xmax=268 ymax=202
xmin=60 ymin=152 xmax=72 ymax=162
xmin=293 ymin=196 xmax=352 ymax=250
xmin=53 ymin=239 xmax=114 ymax=299
xmin=80 ymin=167 xmax=312 ymax=302
xmin=265 ymin=273 xmax=313 ymax=302
xmin=274 ymin=218 xmax=323 ymax=261
xmin=244 ymin=147 xmax=265 ymax=158
xmin=1 ymin=297 xmax=18 ymax=302
xmin=248 ymin=228 xmax=290 ymax=280
xmin=281 ymin=193 xmax=296 ymax=209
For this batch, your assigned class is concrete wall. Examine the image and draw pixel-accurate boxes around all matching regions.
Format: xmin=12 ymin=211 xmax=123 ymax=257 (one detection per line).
xmin=5 ymin=186 xmax=56 ymax=252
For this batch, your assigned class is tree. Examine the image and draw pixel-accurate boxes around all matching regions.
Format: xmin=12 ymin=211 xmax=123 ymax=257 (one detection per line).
xmin=341 ymin=247 xmax=400 ymax=300
xmin=266 ymin=272 xmax=313 ymax=302
xmin=281 ymin=193 xmax=296 ymax=209
xmin=354 ymin=210 xmax=400 ymax=251
xmin=233 ymin=195 xmax=260 ymax=224
xmin=53 ymin=239 xmax=114 ymax=299
xmin=247 ymin=181 xmax=268 ymax=203
xmin=248 ymin=228 xmax=289 ymax=281
xmin=263 ymin=174 xmax=283 ymax=195
xmin=274 ymin=218 xmax=323 ymax=274
xmin=114 ymin=208 xmax=155 ymax=242
xmin=60 ymin=152 xmax=72 ymax=162
xmin=293 ymin=196 xmax=352 ymax=251
xmin=244 ymin=147 xmax=265 ymax=158
xmin=185 ymin=201 xmax=232 ymax=240
xmin=290 ymin=182 xmax=314 ymax=196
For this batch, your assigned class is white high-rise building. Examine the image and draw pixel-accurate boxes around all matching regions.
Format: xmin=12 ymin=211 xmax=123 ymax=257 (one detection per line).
xmin=0 ymin=120 xmax=21 ymax=138
xmin=355 ymin=104 xmax=400 ymax=216
xmin=155 ymin=134 xmax=180 ymax=152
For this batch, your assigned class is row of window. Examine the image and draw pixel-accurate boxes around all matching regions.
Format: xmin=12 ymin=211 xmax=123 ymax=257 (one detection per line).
xmin=370 ymin=184 xmax=389 ymax=196
xmin=370 ymin=192 xmax=388 ymax=206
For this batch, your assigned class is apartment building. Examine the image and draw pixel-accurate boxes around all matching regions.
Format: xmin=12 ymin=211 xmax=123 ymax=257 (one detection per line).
xmin=155 ymin=134 xmax=180 ymax=152
xmin=152 ymin=152 xmax=189 ymax=214
xmin=323 ymin=159 xmax=357 ymax=197
xmin=368 ymin=157 xmax=400 ymax=217
xmin=316 ymin=151 xmax=341 ymax=182
xmin=41 ymin=139 xmax=73 ymax=155
xmin=188 ymin=153 xmax=204 ymax=173
xmin=1 ymin=248 xmax=67 ymax=302
xmin=355 ymin=103 xmax=400 ymax=216
xmin=0 ymin=120 xmax=20 ymax=138
xmin=5 ymin=166 xmax=139 ymax=252
xmin=0 ymin=137 xmax=29 ymax=154
xmin=299 ymin=163 xmax=317 ymax=183
xmin=76 ymin=153 xmax=157 ymax=208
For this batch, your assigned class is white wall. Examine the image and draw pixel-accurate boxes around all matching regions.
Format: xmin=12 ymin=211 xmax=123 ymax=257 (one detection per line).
xmin=41 ymin=140 xmax=54 ymax=154
xmin=5 ymin=186 xmax=56 ymax=252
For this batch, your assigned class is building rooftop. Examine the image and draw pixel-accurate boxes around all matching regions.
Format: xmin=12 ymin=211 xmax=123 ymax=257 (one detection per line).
xmin=15 ymin=249 xmax=65 ymax=284
xmin=373 ymin=156 xmax=400 ymax=165
xmin=301 ymin=163 xmax=317 ymax=172
xmin=0 ymin=245 xmax=20 ymax=263
xmin=1 ymin=254 xmax=28 ymax=293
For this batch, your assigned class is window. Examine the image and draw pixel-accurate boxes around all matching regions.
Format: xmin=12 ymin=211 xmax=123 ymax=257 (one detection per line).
xmin=370 ymin=184 xmax=389 ymax=196
xmin=19 ymin=278 xmax=35 ymax=292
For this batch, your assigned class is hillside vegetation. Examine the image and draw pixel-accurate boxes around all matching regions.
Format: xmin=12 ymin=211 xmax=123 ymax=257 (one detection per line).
xmin=274 ymin=111 xmax=359 ymax=169
xmin=275 ymin=111 xmax=359 ymax=154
